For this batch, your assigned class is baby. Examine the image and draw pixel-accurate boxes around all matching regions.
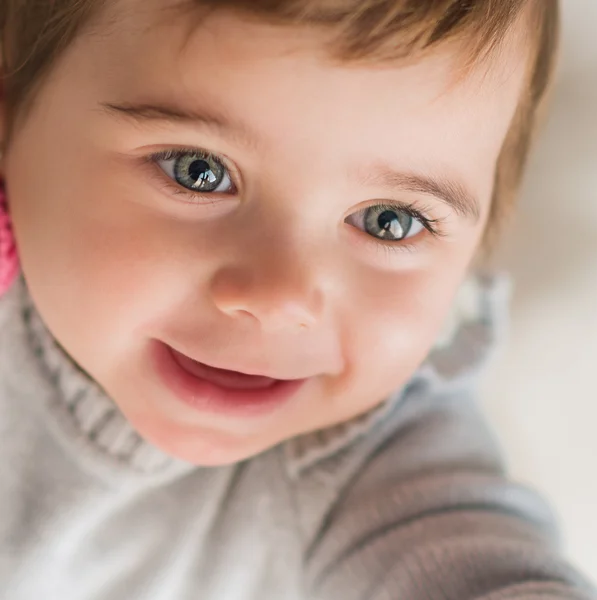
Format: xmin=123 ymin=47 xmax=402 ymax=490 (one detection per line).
xmin=0 ymin=0 xmax=594 ymax=598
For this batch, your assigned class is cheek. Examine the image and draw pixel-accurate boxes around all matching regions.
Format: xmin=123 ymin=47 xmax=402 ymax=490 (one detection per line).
xmin=6 ymin=139 xmax=207 ymax=367
xmin=339 ymin=257 xmax=474 ymax=406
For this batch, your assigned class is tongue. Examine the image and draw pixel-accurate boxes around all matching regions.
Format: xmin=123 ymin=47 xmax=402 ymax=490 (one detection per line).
xmin=174 ymin=351 xmax=278 ymax=390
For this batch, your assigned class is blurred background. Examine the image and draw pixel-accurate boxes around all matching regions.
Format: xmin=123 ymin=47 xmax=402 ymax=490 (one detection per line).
xmin=481 ymin=0 xmax=597 ymax=583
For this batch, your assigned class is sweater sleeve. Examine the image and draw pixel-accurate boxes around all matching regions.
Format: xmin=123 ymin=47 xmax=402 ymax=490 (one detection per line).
xmin=302 ymin=382 xmax=596 ymax=600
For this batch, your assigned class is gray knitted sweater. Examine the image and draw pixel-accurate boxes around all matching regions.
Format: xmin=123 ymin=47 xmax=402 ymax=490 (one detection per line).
xmin=0 ymin=276 xmax=594 ymax=600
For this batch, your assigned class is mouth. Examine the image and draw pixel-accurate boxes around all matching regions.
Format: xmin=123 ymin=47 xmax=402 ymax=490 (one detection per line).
xmin=150 ymin=341 xmax=309 ymax=418
xmin=171 ymin=349 xmax=282 ymax=390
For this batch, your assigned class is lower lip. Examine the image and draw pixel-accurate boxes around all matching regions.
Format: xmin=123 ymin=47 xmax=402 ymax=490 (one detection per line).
xmin=150 ymin=342 xmax=307 ymax=418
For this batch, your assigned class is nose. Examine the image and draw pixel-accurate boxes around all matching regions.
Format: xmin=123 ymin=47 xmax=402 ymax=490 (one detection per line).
xmin=209 ymin=250 xmax=325 ymax=334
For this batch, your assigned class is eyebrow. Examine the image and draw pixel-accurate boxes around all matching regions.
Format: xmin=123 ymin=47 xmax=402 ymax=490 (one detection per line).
xmin=360 ymin=168 xmax=481 ymax=222
xmin=101 ymin=101 xmax=481 ymax=221
xmin=99 ymin=100 xmax=260 ymax=150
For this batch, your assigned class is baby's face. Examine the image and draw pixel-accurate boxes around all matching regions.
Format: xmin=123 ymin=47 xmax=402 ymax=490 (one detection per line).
xmin=2 ymin=2 xmax=527 ymax=465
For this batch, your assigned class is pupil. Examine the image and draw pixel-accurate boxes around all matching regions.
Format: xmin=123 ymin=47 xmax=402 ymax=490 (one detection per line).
xmin=378 ymin=210 xmax=403 ymax=237
xmin=189 ymin=159 xmax=212 ymax=184
xmin=378 ymin=211 xmax=396 ymax=231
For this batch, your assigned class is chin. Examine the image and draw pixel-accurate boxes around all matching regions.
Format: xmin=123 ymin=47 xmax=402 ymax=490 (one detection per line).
xmin=129 ymin=411 xmax=281 ymax=467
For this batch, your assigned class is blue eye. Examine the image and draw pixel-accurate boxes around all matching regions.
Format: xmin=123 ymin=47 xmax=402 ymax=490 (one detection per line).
xmin=347 ymin=204 xmax=425 ymax=242
xmin=156 ymin=150 xmax=235 ymax=194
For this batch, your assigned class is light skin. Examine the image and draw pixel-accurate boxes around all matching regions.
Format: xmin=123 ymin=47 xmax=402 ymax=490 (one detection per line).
xmin=0 ymin=1 xmax=528 ymax=465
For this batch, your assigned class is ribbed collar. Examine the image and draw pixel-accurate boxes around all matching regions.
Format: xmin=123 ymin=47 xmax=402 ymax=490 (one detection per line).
xmin=8 ymin=278 xmax=196 ymax=485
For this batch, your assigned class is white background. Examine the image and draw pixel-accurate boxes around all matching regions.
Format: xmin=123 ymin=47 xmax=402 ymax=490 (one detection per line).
xmin=482 ymin=1 xmax=597 ymax=582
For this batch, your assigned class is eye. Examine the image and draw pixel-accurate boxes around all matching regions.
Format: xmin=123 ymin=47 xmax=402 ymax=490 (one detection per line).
xmin=346 ymin=204 xmax=426 ymax=242
xmin=156 ymin=150 xmax=235 ymax=194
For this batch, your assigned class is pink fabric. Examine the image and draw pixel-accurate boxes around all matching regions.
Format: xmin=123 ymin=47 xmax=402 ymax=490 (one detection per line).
xmin=0 ymin=185 xmax=19 ymax=295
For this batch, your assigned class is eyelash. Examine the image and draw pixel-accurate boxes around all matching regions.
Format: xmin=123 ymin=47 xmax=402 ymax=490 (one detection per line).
xmin=143 ymin=148 xmax=447 ymax=250
xmin=144 ymin=147 xmax=238 ymax=201
xmin=355 ymin=203 xmax=445 ymax=257
xmin=372 ymin=203 xmax=441 ymax=236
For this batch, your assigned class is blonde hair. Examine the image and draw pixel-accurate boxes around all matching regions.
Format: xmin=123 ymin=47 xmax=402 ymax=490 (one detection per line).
xmin=0 ymin=0 xmax=559 ymax=237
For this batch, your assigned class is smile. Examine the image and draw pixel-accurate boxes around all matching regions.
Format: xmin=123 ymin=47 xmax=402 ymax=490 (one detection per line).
xmin=150 ymin=341 xmax=308 ymax=418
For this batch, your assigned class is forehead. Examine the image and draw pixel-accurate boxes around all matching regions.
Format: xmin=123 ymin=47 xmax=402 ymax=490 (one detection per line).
xmin=87 ymin=0 xmax=529 ymax=120
xmin=93 ymin=0 xmax=529 ymax=82
xmin=55 ymin=0 xmax=529 ymax=207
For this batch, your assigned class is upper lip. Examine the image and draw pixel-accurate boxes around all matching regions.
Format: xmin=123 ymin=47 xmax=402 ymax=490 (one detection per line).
xmin=166 ymin=343 xmax=313 ymax=381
